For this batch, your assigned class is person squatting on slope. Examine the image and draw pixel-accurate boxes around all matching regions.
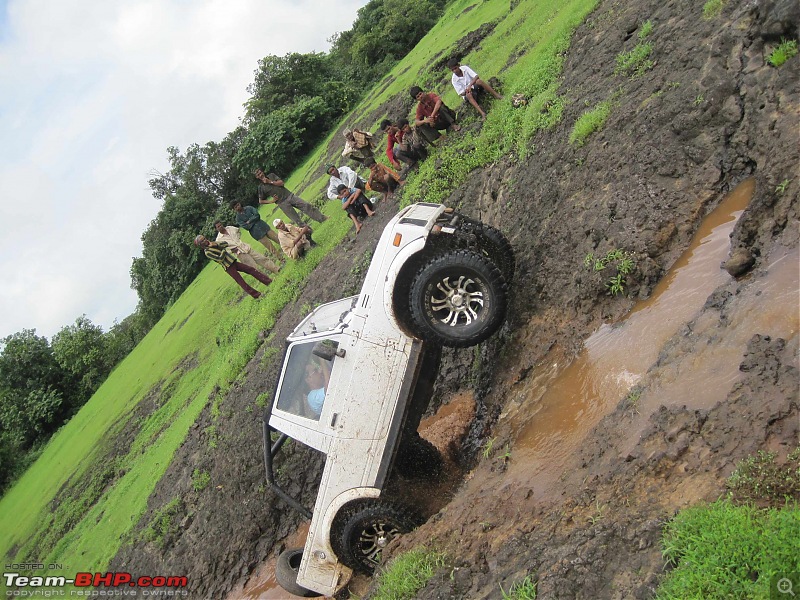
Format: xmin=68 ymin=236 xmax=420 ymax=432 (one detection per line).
xmin=336 ymin=184 xmax=375 ymax=234
xmin=194 ymin=235 xmax=272 ymax=299
xmin=410 ymin=85 xmax=460 ymax=144
xmin=447 ymin=58 xmax=503 ymax=120
xmin=273 ymin=219 xmax=313 ymax=260
xmin=325 ymin=163 xmax=367 ymax=200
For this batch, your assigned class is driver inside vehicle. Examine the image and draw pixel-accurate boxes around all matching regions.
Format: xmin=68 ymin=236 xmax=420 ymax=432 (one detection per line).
xmin=304 ymin=357 xmax=332 ymax=418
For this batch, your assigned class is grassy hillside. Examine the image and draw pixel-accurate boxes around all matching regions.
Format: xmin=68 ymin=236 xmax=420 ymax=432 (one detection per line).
xmin=0 ymin=0 xmax=597 ymax=584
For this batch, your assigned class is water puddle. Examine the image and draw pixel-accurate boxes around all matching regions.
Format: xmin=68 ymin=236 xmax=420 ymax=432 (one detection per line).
xmin=504 ymin=179 xmax=761 ymax=491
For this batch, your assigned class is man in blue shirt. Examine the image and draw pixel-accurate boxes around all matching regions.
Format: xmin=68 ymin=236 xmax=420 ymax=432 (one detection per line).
xmin=232 ymin=201 xmax=283 ymax=260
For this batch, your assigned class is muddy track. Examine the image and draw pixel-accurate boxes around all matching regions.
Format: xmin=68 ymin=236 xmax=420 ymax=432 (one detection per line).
xmin=109 ymin=0 xmax=798 ymax=597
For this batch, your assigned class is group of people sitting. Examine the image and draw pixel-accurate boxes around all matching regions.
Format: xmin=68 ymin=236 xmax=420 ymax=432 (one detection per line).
xmin=193 ymin=58 xmax=502 ymax=300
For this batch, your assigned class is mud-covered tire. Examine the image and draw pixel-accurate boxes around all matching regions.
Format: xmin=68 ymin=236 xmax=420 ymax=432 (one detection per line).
xmin=331 ymin=501 xmax=421 ymax=574
xmin=456 ymin=216 xmax=515 ymax=281
xmin=476 ymin=223 xmax=515 ymax=281
xmin=395 ymin=433 xmax=444 ymax=478
xmin=409 ymin=249 xmax=508 ymax=347
xmin=275 ymin=548 xmax=317 ymax=597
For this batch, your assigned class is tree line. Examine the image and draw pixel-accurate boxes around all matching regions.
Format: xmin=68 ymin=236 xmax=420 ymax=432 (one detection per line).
xmin=0 ymin=0 xmax=446 ymax=494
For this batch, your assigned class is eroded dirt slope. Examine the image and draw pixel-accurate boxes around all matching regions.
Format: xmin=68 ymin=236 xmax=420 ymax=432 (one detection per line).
xmin=110 ymin=0 xmax=799 ymax=597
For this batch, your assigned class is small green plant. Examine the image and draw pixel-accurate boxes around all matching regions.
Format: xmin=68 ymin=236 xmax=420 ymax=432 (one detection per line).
xmin=768 ymin=38 xmax=798 ymax=67
xmin=587 ymin=499 xmax=606 ymax=525
xmin=204 ymin=424 xmax=218 ymax=449
xmin=614 ymin=22 xmax=655 ymax=77
xmin=371 ymin=548 xmax=446 ymax=600
xmin=483 ymin=437 xmax=497 ymax=459
xmin=775 ymin=179 xmax=791 ymax=194
xmin=693 ymin=94 xmax=704 ymax=106
xmin=623 ymin=387 xmax=642 ymax=413
xmin=584 ymin=249 xmax=636 ymax=296
xmin=191 ymin=469 xmax=211 ymax=492
xmin=702 ymin=0 xmax=725 ymax=19
xmin=139 ymin=497 xmax=182 ymax=549
xmin=255 ymin=392 xmax=270 ymax=409
xmin=727 ymin=447 xmax=800 ymax=502
xmin=501 ymin=575 xmax=537 ymax=599
xmin=569 ymin=99 xmax=613 ymax=147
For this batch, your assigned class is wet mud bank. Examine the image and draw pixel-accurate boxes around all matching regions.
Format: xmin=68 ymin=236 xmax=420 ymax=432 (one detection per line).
xmin=109 ymin=0 xmax=798 ymax=597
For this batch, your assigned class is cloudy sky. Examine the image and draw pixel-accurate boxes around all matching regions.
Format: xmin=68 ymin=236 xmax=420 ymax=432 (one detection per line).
xmin=0 ymin=0 xmax=368 ymax=340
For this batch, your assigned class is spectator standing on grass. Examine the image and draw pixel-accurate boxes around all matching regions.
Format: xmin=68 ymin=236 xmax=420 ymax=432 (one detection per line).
xmin=214 ymin=221 xmax=280 ymax=274
xmin=447 ymin=58 xmax=503 ymax=120
xmin=410 ymin=85 xmax=460 ymax=144
xmin=336 ymin=184 xmax=376 ymax=234
xmin=254 ymin=169 xmax=327 ymax=225
xmin=273 ymin=218 xmax=312 ymax=260
xmin=231 ymin=201 xmax=283 ymax=261
xmin=194 ymin=235 xmax=272 ymax=300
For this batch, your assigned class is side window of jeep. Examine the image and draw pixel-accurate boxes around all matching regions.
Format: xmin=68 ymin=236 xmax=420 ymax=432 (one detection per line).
xmin=276 ymin=339 xmax=339 ymax=421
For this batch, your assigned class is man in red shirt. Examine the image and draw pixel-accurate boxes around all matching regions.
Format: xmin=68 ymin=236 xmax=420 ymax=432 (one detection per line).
xmin=410 ymin=85 xmax=461 ymax=143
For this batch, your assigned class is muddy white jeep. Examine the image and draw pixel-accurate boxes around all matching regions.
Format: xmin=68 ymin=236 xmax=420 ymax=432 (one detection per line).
xmin=262 ymin=202 xmax=513 ymax=597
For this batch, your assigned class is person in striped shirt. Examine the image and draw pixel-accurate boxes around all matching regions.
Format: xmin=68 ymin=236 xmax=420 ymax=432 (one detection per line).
xmin=194 ymin=235 xmax=272 ymax=299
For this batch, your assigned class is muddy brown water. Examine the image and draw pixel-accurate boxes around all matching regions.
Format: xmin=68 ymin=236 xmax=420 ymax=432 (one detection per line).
xmin=499 ymin=178 xmax=796 ymax=496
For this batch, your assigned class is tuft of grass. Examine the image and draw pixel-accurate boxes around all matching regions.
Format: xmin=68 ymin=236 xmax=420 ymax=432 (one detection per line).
xmin=775 ymin=179 xmax=791 ymax=194
xmin=702 ymin=0 xmax=725 ymax=19
xmin=768 ymin=38 xmax=798 ymax=67
xmin=656 ymin=499 xmax=800 ymax=599
xmin=614 ymin=21 xmax=655 ymax=77
xmin=371 ymin=548 xmax=446 ymax=600
xmin=727 ymin=447 xmax=800 ymax=503
xmin=191 ymin=469 xmax=211 ymax=492
xmin=569 ymin=99 xmax=612 ymax=146
xmin=501 ymin=575 xmax=537 ymax=599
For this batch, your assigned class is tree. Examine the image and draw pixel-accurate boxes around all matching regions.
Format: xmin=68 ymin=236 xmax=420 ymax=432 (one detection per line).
xmin=51 ymin=316 xmax=111 ymax=401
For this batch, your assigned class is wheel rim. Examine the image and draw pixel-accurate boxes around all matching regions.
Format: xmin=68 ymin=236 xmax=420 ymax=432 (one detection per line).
xmin=356 ymin=520 xmax=401 ymax=567
xmin=430 ymin=274 xmax=485 ymax=326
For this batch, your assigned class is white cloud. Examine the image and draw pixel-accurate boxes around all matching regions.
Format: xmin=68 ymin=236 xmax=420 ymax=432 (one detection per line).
xmin=0 ymin=0 xmax=367 ymax=340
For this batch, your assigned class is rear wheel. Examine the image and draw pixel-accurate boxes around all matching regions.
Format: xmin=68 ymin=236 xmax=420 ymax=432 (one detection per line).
xmin=275 ymin=548 xmax=317 ymax=597
xmin=409 ymin=249 xmax=507 ymax=347
xmin=331 ymin=500 xmax=421 ymax=574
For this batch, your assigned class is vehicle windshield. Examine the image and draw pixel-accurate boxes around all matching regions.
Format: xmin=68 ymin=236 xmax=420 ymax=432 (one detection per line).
xmin=275 ymin=339 xmax=338 ymax=421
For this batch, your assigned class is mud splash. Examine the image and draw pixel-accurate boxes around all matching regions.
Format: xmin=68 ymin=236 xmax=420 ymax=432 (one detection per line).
xmin=502 ymin=179 xmax=760 ymax=494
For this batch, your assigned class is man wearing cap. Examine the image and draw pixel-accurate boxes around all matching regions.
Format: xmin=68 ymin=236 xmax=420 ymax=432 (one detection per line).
xmin=273 ymin=218 xmax=312 ymax=260
xmin=231 ymin=201 xmax=283 ymax=260
xmin=325 ymin=163 xmax=367 ymax=200
xmin=214 ymin=221 xmax=279 ymax=274
xmin=194 ymin=235 xmax=272 ymax=299
xmin=253 ymin=169 xmax=327 ymax=226
xmin=410 ymin=85 xmax=460 ymax=143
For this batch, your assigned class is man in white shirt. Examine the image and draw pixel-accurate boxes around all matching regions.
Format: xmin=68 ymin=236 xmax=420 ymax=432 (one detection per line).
xmin=214 ymin=222 xmax=280 ymax=274
xmin=325 ymin=164 xmax=367 ymax=200
xmin=447 ymin=58 xmax=503 ymax=120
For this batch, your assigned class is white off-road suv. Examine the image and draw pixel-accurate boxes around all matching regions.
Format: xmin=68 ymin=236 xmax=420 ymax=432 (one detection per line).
xmin=262 ymin=202 xmax=513 ymax=597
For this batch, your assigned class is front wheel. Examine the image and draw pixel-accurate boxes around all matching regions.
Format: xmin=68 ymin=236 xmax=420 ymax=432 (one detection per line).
xmin=331 ymin=501 xmax=421 ymax=574
xmin=409 ymin=249 xmax=508 ymax=347
xmin=275 ymin=548 xmax=317 ymax=597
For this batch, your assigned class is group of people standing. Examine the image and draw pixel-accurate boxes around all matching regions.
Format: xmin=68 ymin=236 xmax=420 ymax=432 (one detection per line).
xmin=194 ymin=58 xmax=502 ymax=301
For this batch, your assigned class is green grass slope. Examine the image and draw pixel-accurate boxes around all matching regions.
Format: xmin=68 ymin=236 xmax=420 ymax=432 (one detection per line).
xmin=0 ymin=0 xmax=597 ymax=584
